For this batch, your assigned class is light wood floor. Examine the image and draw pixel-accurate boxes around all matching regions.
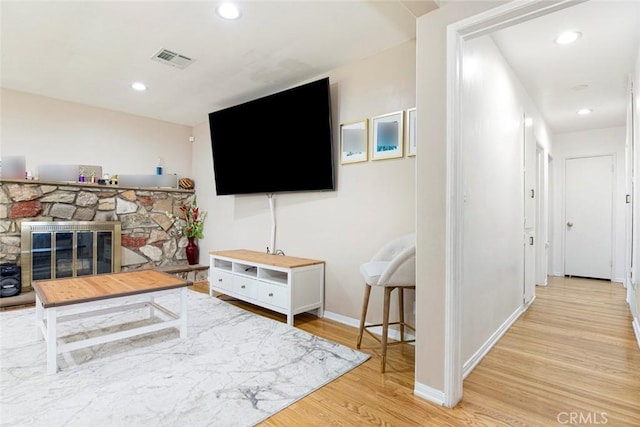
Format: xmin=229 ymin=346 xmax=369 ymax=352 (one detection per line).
xmin=196 ymin=276 xmax=640 ymax=426
xmin=9 ymin=279 xmax=637 ymax=425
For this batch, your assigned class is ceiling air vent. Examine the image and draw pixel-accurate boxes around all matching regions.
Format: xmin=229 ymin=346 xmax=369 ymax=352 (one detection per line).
xmin=151 ymin=48 xmax=194 ymax=69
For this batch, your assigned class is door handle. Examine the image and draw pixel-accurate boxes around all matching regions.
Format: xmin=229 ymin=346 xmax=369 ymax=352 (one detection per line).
xmin=567 ymin=222 xmax=573 ymax=228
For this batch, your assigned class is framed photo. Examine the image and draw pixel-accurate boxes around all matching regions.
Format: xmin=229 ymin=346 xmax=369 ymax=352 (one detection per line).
xmin=371 ymin=111 xmax=403 ymax=160
xmin=406 ymin=108 xmax=416 ymax=156
xmin=340 ymin=119 xmax=368 ymax=164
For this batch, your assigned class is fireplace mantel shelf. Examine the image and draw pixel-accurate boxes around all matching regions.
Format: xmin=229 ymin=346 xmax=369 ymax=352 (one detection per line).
xmin=0 ymin=178 xmax=194 ymax=193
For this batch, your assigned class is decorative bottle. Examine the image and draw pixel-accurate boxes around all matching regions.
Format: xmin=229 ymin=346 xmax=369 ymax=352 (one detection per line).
xmin=156 ymin=157 xmax=163 ymax=175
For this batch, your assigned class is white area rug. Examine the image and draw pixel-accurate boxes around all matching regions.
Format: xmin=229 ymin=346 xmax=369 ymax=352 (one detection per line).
xmin=0 ymin=290 xmax=369 ymax=426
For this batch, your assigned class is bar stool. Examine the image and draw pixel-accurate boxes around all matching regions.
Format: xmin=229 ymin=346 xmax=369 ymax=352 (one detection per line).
xmin=356 ymin=233 xmax=416 ymax=373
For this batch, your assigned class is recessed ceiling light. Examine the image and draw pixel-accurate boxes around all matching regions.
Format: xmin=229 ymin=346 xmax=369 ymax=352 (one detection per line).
xmin=555 ymin=31 xmax=582 ymax=45
xmin=577 ymin=108 xmax=592 ymax=115
xmin=131 ymin=82 xmax=147 ymax=91
xmin=217 ymin=3 xmax=240 ymax=20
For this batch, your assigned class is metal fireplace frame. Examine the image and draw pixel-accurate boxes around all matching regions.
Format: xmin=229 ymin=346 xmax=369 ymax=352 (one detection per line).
xmin=20 ymin=221 xmax=122 ymax=292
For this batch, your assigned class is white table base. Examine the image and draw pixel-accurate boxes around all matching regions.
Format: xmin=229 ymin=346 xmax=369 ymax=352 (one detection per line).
xmin=36 ymin=287 xmax=187 ymax=374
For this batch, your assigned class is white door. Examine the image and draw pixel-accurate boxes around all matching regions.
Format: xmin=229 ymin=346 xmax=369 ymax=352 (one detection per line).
xmin=523 ymin=118 xmax=536 ymax=304
xmin=564 ymin=155 xmax=613 ymax=280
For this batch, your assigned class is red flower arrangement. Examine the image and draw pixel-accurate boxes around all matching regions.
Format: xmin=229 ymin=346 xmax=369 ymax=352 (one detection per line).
xmin=168 ymin=197 xmax=207 ymax=239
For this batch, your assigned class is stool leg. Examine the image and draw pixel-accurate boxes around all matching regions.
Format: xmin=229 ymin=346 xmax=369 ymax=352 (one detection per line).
xmin=399 ymin=287 xmax=405 ymax=342
xmin=356 ymin=284 xmax=372 ymax=349
xmin=381 ymin=287 xmax=392 ymax=373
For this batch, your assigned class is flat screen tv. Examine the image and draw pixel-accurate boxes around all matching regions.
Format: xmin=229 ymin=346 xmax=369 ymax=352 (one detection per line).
xmin=208 ymin=77 xmax=335 ymax=196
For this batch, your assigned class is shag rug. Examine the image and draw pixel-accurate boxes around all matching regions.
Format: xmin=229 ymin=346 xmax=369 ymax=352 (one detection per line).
xmin=0 ymin=290 xmax=369 ymax=426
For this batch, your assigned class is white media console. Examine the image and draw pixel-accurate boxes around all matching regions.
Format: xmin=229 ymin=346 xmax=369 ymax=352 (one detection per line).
xmin=209 ymin=249 xmax=325 ymax=326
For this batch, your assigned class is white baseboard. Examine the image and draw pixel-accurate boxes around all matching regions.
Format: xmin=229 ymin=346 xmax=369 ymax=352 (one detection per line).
xmin=323 ymin=310 xmax=416 ymax=343
xmin=550 ymin=272 xmax=563 ymax=277
xmin=633 ymin=317 xmax=640 ymax=350
xmin=462 ymin=305 xmax=524 ymax=379
xmin=536 ymin=277 xmax=548 ymax=286
xmin=323 ymin=310 xmax=360 ymax=328
xmin=414 ymin=382 xmax=445 ymax=406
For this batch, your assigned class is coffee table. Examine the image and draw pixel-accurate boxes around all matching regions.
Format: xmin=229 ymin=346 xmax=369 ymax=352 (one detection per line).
xmin=33 ymin=270 xmax=189 ymax=374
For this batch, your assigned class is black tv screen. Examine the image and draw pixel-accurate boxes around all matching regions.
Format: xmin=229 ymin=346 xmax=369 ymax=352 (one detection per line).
xmin=208 ymin=77 xmax=335 ymax=195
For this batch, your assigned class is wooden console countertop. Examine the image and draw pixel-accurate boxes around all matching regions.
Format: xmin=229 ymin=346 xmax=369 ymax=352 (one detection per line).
xmin=209 ymin=249 xmax=324 ymax=269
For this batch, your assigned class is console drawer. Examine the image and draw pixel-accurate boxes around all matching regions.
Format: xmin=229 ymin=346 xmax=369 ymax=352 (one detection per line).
xmin=233 ymin=276 xmax=258 ymax=300
xmin=258 ymin=282 xmax=288 ymax=309
xmin=210 ymin=269 xmax=233 ymax=292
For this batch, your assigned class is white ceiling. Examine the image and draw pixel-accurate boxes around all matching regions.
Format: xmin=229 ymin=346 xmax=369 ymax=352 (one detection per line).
xmin=492 ymin=0 xmax=640 ymax=134
xmin=1 ymin=1 xmax=639 ymax=134
xmin=0 ymin=1 xmax=419 ymax=127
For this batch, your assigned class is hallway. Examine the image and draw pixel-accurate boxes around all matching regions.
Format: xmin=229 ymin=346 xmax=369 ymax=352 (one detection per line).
xmin=462 ymin=276 xmax=640 ymax=425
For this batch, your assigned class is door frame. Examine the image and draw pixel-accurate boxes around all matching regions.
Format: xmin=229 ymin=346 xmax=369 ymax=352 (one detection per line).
xmin=561 ymin=153 xmax=616 ymax=280
xmin=536 ymin=143 xmax=548 ymax=285
xmin=444 ymin=0 xmax=585 ymax=408
xmin=624 ymin=80 xmax=635 ymax=290
xmin=523 ymin=113 xmax=537 ymax=304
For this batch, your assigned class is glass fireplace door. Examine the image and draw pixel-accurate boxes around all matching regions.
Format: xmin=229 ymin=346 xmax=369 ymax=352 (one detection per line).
xmin=76 ymin=231 xmax=94 ymax=277
xmin=31 ymin=233 xmax=52 ymax=281
xmin=55 ymin=232 xmax=74 ymax=279
xmin=21 ymin=221 xmax=121 ymax=290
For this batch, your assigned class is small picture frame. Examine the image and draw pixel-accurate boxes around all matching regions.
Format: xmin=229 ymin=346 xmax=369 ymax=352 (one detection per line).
xmin=371 ymin=111 xmax=403 ymax=161
xmin=340 ymin=119 xmax=368 ymax=164
xmin=406 ymin=108 xmax=416 ymax=157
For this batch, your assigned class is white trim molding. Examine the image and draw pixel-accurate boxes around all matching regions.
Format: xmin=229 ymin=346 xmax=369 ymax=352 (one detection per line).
xmin=323 ymin=310 xmax=360 ymax=329
xmin=414 ymin=381 xmax=446 ymax=406
xmin=324 ymin=310 xmax=416 ymax=343
xmin=462 ymin=305 xmax=525 ymax=378
xmin=633 ymin=317 xmax=640 ymax=350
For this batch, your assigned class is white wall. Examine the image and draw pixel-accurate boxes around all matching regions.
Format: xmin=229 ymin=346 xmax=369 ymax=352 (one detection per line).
xmin=0 ymin=88 xmax=193 ymax=178
xmin=0 ymin=42 xmax=417 ymax=327
xmin=191 ymin=41 xmax=417 ymax=324
xmin=460 ymin=35 xmax=552 ymax=364
xmin=415 ymin=0 xmax=504 ymax=398
xmin=550 ymin=126 xmax=627 ymax=283
xmin=629 ymin=47 xmax=640 ymax=345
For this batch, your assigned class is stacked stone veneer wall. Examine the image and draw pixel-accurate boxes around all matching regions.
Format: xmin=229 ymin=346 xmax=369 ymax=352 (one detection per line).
xmin=0 ymin=179 xmax=205 ymax=277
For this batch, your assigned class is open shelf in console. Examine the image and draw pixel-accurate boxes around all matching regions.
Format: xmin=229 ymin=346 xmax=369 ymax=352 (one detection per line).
xmin=259 ymin=268 xmax=288 ymax=285
xmin=258 ymin=267 xmax=289 ymax=285
xmin=233 ymin=262 xmax=258 ymax=278
xmin=213 ymin=258 xmax=232 ymax=272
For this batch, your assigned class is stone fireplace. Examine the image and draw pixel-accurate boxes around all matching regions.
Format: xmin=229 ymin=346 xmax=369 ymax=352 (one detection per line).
xmin=20 ymin=221 xmax=122 ymax=292
xmin=1 ymin=178 xmax=206 ymax=299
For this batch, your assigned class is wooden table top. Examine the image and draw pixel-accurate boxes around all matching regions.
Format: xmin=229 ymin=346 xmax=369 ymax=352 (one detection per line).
xmin=209 ymin=249 xmax=324 ymax=269
xmin=33 ymin=270 xmax=189 ymax=308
